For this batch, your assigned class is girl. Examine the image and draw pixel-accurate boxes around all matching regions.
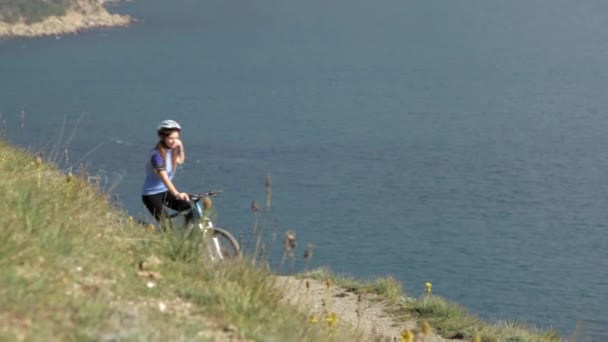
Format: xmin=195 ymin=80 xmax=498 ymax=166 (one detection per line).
xmin=141 ymin=120 xmax=191 ymax=222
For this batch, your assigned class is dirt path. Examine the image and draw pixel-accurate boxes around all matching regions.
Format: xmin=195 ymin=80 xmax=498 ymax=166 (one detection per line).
xmin=275 ymin=276 xmax=457 ymax=342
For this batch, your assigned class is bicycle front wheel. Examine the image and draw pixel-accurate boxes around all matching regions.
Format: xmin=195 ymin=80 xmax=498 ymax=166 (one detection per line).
xmin=204 ymin=227 xmax=241 ymax=262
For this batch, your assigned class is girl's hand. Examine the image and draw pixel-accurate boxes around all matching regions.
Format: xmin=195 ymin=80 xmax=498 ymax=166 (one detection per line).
xmin=176 ymin=192 xmax=190 ymax=201
xmin=173 ymin=138 xmax=183 ymax=149
xmin=174 ymin=138 xmax=185 ymax=164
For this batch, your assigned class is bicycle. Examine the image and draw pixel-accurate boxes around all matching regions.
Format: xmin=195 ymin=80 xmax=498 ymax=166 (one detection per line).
xmin=166 ymin=190 xmax=241 ymax=261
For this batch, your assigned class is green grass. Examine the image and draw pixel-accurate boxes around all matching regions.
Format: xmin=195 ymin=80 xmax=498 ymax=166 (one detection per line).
xmin=0 ymin=0 xmax=71 ymax=24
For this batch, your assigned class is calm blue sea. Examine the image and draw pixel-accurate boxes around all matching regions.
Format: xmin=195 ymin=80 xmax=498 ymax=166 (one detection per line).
xmin=2 ymin=0 xmax=608 ymax=338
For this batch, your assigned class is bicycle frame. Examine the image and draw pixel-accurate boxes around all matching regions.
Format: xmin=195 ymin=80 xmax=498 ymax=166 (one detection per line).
xmin=167 ymin=191 xmax=219 ymax=231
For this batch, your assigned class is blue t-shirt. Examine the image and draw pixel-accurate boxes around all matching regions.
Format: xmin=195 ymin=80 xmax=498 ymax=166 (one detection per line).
xmin=142 ymin=149 xmax=175 ymax=195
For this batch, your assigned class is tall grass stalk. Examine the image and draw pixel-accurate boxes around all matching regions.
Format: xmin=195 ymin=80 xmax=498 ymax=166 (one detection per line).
xmin=252 ymin=174 xmax=272 ymax=266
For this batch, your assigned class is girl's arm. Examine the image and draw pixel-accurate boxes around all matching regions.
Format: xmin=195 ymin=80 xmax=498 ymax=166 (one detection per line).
xmin=157 ymin=170 xmax=189 ymax=201
xmin=174 ymin=139 xmax=185 ymax=165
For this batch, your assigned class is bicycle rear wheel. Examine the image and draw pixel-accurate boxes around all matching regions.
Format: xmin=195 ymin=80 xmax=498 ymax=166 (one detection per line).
xmin=204 ymin=227 xmax=241 ymax=261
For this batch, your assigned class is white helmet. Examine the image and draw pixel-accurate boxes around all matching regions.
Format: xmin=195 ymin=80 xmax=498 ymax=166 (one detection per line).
xmin=157 ymin=120 xmax=182 ymax=133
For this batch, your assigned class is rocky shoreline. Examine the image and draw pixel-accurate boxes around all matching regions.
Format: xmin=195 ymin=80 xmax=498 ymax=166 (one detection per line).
xmin=0 ymin=1 xmax=133 ymax=39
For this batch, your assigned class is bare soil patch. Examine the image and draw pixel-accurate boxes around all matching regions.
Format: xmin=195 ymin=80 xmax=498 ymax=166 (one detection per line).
xmin=275 ymin=276 xmax=457 ymax=341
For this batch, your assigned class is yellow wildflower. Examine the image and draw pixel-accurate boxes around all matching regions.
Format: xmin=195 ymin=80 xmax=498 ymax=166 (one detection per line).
xmin=326 ymin=312 xmax=337 ymax=327
xmin=425 ymin=282 xmax=432 ymax=294
xmin=400 ymin=329 xmax=413 ymax=342
xmin=309 ymin=315 xmax=318 ymax=324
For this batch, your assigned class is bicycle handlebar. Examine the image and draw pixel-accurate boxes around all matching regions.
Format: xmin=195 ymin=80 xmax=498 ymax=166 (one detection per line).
xmin=187 ymin=190 xmax=223 ymax=201
xmin=165 ymin=190 xmax=222 ymax=219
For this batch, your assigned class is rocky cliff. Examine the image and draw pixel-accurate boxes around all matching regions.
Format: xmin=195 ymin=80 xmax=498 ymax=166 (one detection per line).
xmin=0 ymin=0 xmax=133 ymax=38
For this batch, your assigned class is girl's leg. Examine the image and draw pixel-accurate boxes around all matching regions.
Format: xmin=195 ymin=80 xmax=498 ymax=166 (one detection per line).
xmin=164 ymin=193 xmax=193 ymax=223
xmin=164 ymin=193 xmax=192 ymax=212
xmin=142 ymin=192 xmax=168 ymax=222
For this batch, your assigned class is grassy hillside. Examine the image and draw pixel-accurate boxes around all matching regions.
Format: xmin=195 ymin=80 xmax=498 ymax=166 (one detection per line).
xmin=0 ymin=139 xmax=564 ymax=341
xmin=0 ymin=140 xmax=357 ymax=340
